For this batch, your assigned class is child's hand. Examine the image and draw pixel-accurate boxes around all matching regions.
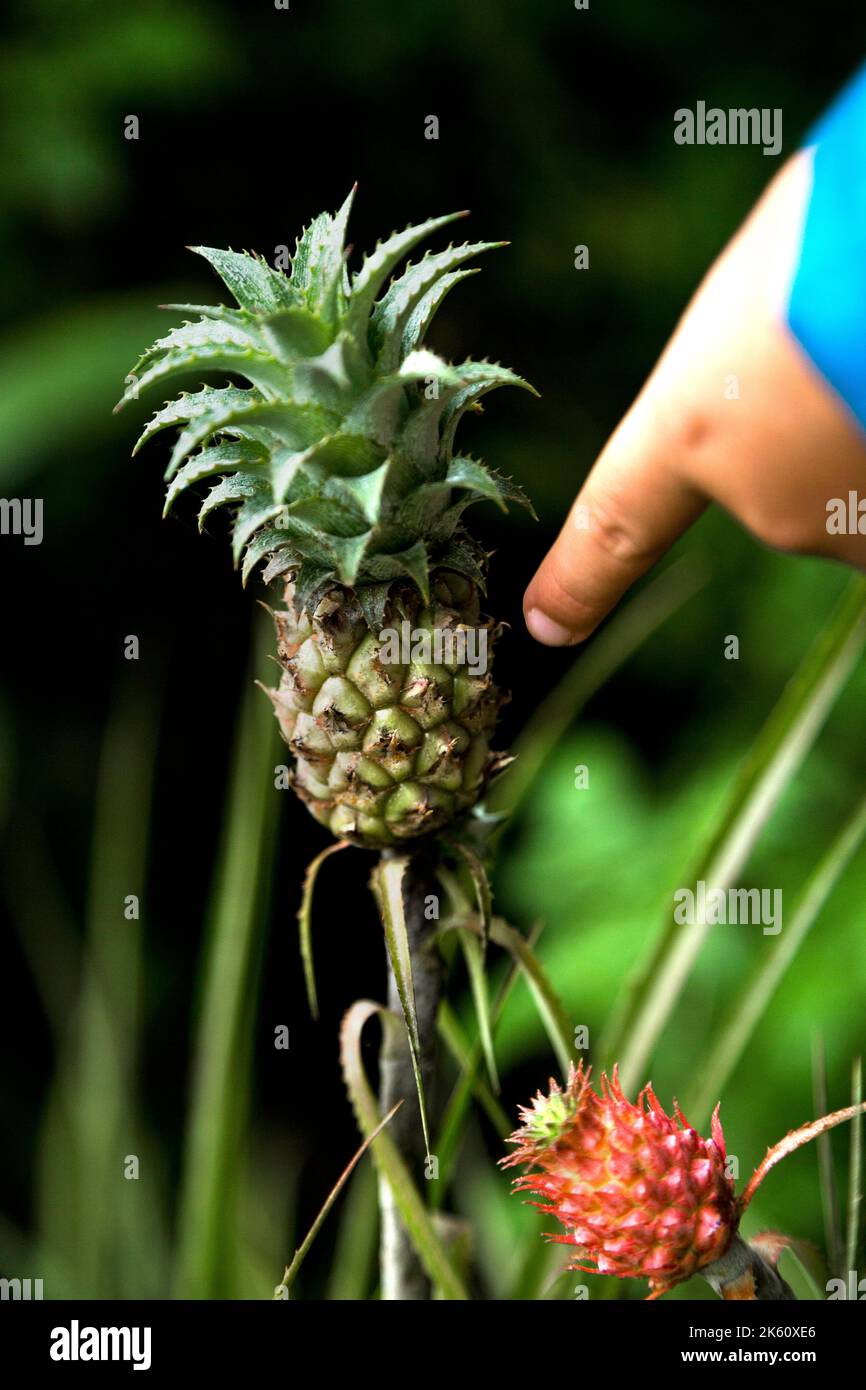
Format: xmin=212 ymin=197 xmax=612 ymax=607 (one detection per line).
xmin=524 ymin=151 xmax=866 ymax=647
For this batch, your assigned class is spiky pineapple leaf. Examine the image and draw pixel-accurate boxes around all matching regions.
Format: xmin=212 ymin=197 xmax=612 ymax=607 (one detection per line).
xmin=167 ymin=397 xmax=335 ymax=478
xmin=372 ymin=241 xmax=504 ymax=373
xmin=439 ymin=361 xmax=539 ymax=459
xmin=164 ymin=441 xmax=267 ymax=515
xmin=197 ymin=472 xmax=265 ymax=530
xmin=133 ymin=386 xmax=259 ymax=456
xmin=346 ymin=211 xmax=468 ymax=347
xmin=291 ymin=186 xmax=356 ymax=323
xmin=447 ymin=455 xmax=536 ymax=516
xmin=160 ymin=302 xmax=256 ymax=328
xmin=123 ymin=344 xmax=285 ymax=403
xmin=356 ymin=581 xmax=393 ymax=630
xmin=190 ymin=246 xmax=296 ymax=314
xmin=364 ymin=540 xmax=430 ymax=601
xmin=262 ymin=546 xmax=301 ymax=586
xmin=343 ymin=350 xmax=461 ymax=448
xmin=260 ymin=307 xmax=332 ymax=361
xmin=401 ymin=268 xmax=480 ymax=358
xmin=241 ymin=526 xmax=289 ymax=585
xmin=232 ymin=495 xmax=288 ymax=564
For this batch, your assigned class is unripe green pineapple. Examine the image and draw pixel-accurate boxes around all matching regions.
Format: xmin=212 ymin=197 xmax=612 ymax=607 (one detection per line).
xmin=120 ymin=188 xmax=535 ymax=846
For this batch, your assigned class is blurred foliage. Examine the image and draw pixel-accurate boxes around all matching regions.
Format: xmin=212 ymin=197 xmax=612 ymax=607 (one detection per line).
xmin=0 ymin=0 xmax=864 ymax=1301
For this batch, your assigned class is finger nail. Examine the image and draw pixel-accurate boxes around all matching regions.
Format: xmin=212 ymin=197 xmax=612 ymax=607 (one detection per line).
xmin=525 ymin=607 xmax=576 ymax=646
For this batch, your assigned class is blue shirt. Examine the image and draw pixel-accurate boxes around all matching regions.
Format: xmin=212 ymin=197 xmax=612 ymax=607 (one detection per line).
xmin=788 ymin=64 xmax=866 ymax=433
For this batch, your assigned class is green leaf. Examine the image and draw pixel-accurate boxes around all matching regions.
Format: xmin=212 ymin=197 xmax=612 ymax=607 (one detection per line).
xmin=686 ymin=793 xmax=866 ymax=1123
xmin=369 ymin=856 xmax=432 ymax=1159
xmin=241 ymin=526 xmax=288 ymax=586
xmin=343 ymin=350 xmax=460 ymax=448
xmin=167 ymin=397 xmax=333 ymax=478
xmin=135 ymin=316 xmax=264 ymax=364
xmin=190 ymin=246 xmax=296 ymax=314
xmin=436 ymin=871 xmax=572 ymax=1079
xmin=489 ymin=917 xmax=572 ymax=1077
xmin=160 ymin=302 xmax=256 ymax=328
xmin=433 ymin=932 xmax=539 ymax=1201
xmin=346 ymin=211 xmax=468 ymax=348
xmin=125 ymin=344 xmax=285 ymax=403
xmin=260 ymin=307 xmax=332 ymax=361
xmin=367 ymin=540 xmax=430 ymax=601
xmin=372 ymin=241 xmax=504 ymax=373
xmin=340 ymin=1001 xmax=469 ymax=1300
xmin=163 ymin=441 xmax=267 ymax=515
xmin=401 ymin=268 xmax=480 ymax=357
xmin=197 ymin=472 xmax=263 ymax=530
xmin=355 ymin=582 xmax=393 ymax=631
xmin=604 ymin=575 xmax=866 ymax=1094
xmin=446 ymin=455 xmax=536 ymax=516
xmin=458 ymin=930 xmax=499 ymax=1094
xmin=324 ymin=458 xmax=394 ymax=527
xmin=846 ymin=1057 xmax=864 ymax=1275
xmin=439 ymin=361 xmax=538 ymax=459
xmin=447 ymin=839 xmax=493 ymax=950
xmin=296 ymin=842 xmax=351 ymax=1019
xmin=231 ymin=495 xmax=287 ymax=565
xmin=325 ymin=531 xmax=372 ymax=587
xmin=290 ymin=186 xmax=356 ymax=322
xmin=273 ymin=1100 xmax=402 ymax=1300
xmin=174 ymin=620 xmax=281 ymax=1297
xmin=132 ymin=386 xmax=258 ymax=456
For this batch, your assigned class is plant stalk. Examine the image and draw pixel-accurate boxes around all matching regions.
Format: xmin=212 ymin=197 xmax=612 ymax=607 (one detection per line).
xmin=378 ymin=850 xmax=443 ymax=1300
xmin=702 ymin=1235 xmax=796 ymax=1301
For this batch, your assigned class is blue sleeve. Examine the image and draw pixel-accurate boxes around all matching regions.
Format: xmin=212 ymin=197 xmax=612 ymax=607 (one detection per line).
xmin=787 ymin=64 xmax=866 ymax=433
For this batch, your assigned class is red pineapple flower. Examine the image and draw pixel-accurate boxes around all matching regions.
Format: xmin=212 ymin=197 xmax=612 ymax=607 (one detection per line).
xmin=504 ymin=1063 xmax=866 ymax=1300
xmin=502 ymin=1063 xmax=735 ymax=1297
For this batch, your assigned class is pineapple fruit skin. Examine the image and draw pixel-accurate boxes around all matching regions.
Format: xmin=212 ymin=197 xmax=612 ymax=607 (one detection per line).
xmin=266 ymin=571 xmax=505 ymax=847
xmin=503 ymin=1063 xmax=737 ymax=1297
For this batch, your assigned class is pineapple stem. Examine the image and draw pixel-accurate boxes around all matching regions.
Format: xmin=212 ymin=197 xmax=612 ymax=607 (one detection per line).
xmin=701 ymin=1235 xmax=797 ymax=1301
xmin=377 ymin=848 xmax=443 ymax=1300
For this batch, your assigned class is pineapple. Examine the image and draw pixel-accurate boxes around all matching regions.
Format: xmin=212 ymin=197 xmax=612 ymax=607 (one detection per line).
xmin=119 ymin=189 xmax=535 ymax=847
xmin=505 ymin=1064 xmax=866 ymax=1300
xmin=503 ymin=1063 xmax=737 ymax=1297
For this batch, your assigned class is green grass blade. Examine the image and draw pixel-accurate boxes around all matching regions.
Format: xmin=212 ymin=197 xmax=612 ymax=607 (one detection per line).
xmin=370 ymin=855 xmax=432 ymax=1158
xmin=489 ymin=917 xmax=573 ymax=1077
xmin=604 ymin=576 xmax=866 ymax=1092
xmin=57 ymin=679 xmax=162 ymax=1297
xmin=273 ymin=1102 xmax=401 ymax=1299
xmin=324 ymin=1160 xmax=379 ymax=1300
xmin=436 ymin=1002 xmax=511 ymax=1139
xmin=687 ymin=795 xmax=866 ymax=1121
xmin=340 ymin=1000 xmax=469 ymax=1300
xmin=458 ymin=930 xmax=499 ymax=1093
xmin=174 ymin=620 xmax=281 ymax=1298
xmin=845 ymin=1057 xmax=863 ymax=1275
xmin=811 ymin=1036 xmax=842 ymax=1278
xmin=433 ymin=931 xmax=539 ymax=1200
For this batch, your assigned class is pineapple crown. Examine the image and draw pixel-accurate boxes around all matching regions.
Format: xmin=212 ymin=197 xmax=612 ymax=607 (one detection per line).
xmin=117 ymin=187 xmax=537 ymax=628
xmin=503 ymin=1063 xmax=866 ymax=1298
